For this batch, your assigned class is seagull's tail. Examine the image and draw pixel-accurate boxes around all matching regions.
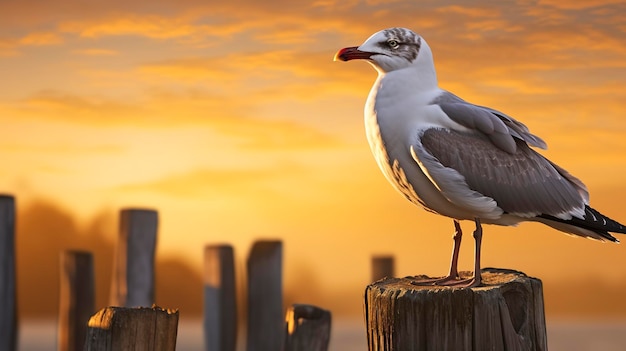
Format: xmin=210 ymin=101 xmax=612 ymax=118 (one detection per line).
xmin=536 ymin=205 xmax=626 ymax=243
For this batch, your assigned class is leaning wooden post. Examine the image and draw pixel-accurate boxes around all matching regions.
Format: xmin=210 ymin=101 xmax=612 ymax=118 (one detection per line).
xmin=0 ymin=195 xmax=17 ymax=351
xmin=58 ymin=250 xmax=95 ymax=351
xmin=371 ymin=255 xmax=394 ymax=282
xmin=246 ymin=240 xmax=283 ymax=351
xmin=84 ymin=306 xmax=178 ymax=350
xmin=109 ymin=209 xmax=158 ymax=307
xmin=283 ymin=304 xmax=331 ymax=351
xmin=365 ymin=268 xmax=547 ymax=351
xmin=204 ymin=244 xmax=237 ymax=351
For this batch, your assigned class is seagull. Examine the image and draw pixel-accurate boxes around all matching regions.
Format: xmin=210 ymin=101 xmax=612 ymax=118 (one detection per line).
xmin=334 ymin=27 xmax=626 ymax=288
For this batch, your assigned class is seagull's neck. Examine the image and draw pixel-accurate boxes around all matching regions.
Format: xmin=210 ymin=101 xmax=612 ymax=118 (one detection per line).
xmin=371 ymin=41 xmax=440 ymax=106
xmin=368 ymin=61 xmax=440 ymax=114
xmin=380 ymin=66 xmax=437 ymax=93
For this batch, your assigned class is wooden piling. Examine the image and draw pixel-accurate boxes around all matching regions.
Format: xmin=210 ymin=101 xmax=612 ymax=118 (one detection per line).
xmin=246 ymin=240 xmax=283 ymax=351
xmin=371 ymin=255 xmax=394 ymax=282
xmin=204 ymin=244 xmax=237 ymax=351
xmin=109 ymin=209 xmax=158 ymax=307
xmin=365 ymin=268 xmax=547 ymax=351
xmin=84 ymin=306 xmax=178 ymax=351
xmin=0 ymin=195 xmax=17 ymax=351
xmin=59 ymin=250 xmax=95 ymax=351
xmin=284 ymin=304 xmax=331 ymax=351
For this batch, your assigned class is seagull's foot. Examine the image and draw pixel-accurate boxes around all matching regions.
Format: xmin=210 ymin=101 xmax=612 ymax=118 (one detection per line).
xmin=410 ymin=274 xmax=460 ymax=286
xmin=439 ymin=277 xmax=481 ymax=288
xmin=410 ymin=273 xmax=482 ymax=289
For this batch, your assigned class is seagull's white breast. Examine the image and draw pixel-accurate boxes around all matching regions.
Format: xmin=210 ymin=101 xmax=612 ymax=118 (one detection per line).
xmin=364 ymin=74 xmax=490 ymax=221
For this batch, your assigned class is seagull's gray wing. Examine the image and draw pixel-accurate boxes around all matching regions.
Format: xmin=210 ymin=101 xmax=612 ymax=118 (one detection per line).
xmin=431 ymin=91 xmax=547 ymax=152
xmin=411 ymin=128 xmax=587 ymax=219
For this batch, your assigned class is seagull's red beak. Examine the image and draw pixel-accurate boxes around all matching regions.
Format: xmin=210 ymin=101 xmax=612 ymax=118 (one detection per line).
xmin=334 ymin=46 xmax=373 ymax=61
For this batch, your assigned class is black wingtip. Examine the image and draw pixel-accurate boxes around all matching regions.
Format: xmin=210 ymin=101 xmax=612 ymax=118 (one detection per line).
xmin=540 ymin=205 xmax=626 ymax=242
xmin=583 ymin=206 xmax=626 ymax=234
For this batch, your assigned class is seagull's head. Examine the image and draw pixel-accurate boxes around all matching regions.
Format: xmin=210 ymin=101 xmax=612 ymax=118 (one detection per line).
xmin=334 ymin=27 xmax=430 ymax=74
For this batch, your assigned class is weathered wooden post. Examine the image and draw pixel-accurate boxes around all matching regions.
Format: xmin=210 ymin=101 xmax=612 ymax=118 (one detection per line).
xmin=283 ymin=304 xmax=331 ymax=351
xmin=0 ymin=195 xmax=17 ymax=351
xmin=58 ymin=250 xmax=95 ymax=351
xmin=84 ymin=306 xmax=178 ymax=350
xmin=109 ymin=209 xmax=158 ymax=307
xmin=246 ymin=240 xmax=283 ymax=351
xmin=365 ymin=268 xmax=547 ymax=351
xmin=204 ymin=244 xmax=237 ymax=351
xmin=371 ymin=255 xmax=394 ymax=282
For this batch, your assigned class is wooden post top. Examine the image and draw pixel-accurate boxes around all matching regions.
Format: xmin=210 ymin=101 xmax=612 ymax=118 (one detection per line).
xmin=85 ymin=305 xmax=179 ymax=351
xmin=365 ymin=268 xmax=547 ymax=351
xmin=372 ymin=268 xmax=536 ymax=291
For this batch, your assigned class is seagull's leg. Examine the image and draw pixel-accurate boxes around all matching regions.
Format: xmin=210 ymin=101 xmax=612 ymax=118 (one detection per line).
xmin=440 ymin=218 xmax=483 ymax=288
xmin=446 ymin=219 xmax=463 ymax=279
xmin=471 ymin=218 xmax=483 ymax=287
xmin=411 ymin=219 xmax=463 ymax=285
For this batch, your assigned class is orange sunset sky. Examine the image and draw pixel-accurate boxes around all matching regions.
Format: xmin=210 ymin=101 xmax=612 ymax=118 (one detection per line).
xmin=2 ymin=0 xmax=626 ymax=317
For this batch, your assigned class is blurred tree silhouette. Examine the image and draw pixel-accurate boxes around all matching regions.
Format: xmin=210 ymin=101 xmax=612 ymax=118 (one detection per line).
xmin=15 ymin=199 xmax=203 ymax=318
xmin=13 ymin=199 xmax=626 ymax=321
xmin=155 ymin=256 xmax=203 ymax=316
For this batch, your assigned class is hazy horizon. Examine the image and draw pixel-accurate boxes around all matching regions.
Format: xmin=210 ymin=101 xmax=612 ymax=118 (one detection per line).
xmin=8 ymin=198 xmax=626 ymax=321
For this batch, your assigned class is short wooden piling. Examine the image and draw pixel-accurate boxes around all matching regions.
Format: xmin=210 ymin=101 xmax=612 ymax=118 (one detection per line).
xmin=371 ymin=255 xmax=394 ymax=282
xmin=365 ymin=268 xmax=547 ymax=351
xmin=246 ymin=240 xmax=283 ymax=351
xmin=109 ymin=209 xmax=158 ymax=307
xmin=283 ymin=304 xmax=331 ymax=351
xmin=58 ymin=250 xmax=95 ymax=351
xmin=0 ymin=195 xmax=17 ymax=351
xmin=84 ymin=306 xmax=178 ymax=351
xmin=204 ymin=244 xmax=237 ymax=351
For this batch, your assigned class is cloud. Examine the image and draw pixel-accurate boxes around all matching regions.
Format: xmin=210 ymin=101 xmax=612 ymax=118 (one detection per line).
xmin=0 ymin=31 xmax=63 ymax=56
xmin=3 ymin=0 xmax=624 ymax=164
xmin=0 ymin=142 xmax=124 ymax=155
xmin=436 ymin=4 xmax=503 ymax=17
xmin=8 ymin=86 xmax=340 ymax=152
xmin=1 ymin=1 xmax=622 ymax=48
xmin=139 ymin=50 xmax=318 ymax=83
xmin=121 ymin=168 xmax=264 ymax=194
xmin=139 ymin=49 xmax=372 ymax=98
xmin=72 ymin=48 xmax=118 ymax=56
xmin=19 ymin=90 xmax=143 ymax=121
xmin=60 ymin=15 xmax=211 ymax=40
xmin=211 ymin=115 xmax=340 ymax=150
xmin=115 ymin=163 xmax=308 ymax=199
xmin=0 ymin=0 xmax=410 ymax=51
xmin=2 ymin=1 xmax=625 ymax=130
xmin=19 ymin=31 xmax=64 ymax=46
xmin=48 ymin=4 xmax=360 ymax=49
xmin=0 ymin=38 xmax=18 ymax=56
xmin=537 ymin=0 xmax=626 ymax=10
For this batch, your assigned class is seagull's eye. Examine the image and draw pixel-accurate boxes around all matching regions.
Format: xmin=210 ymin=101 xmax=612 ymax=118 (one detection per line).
xmin=387 ymin=39 xmax=400 ymax=49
